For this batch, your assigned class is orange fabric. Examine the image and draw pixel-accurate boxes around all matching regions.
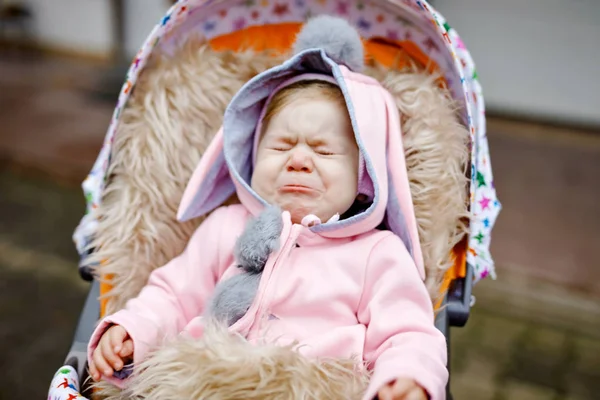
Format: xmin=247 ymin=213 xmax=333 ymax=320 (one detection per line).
xmin=208 ymin=22 xmax=442 ymax=74
xmin=209 ymin=23 xmax=302 ymax=54
xmin=100 ymin=280 xmax=109 ymax=317
xmin=364 ymin=38 xmax=440 ymax=73
xmin=435 ymin=238 xmax=468 ymax=309
xmin=99 ymin=22 xmax=459 ymax=317
xmin=99 ymin=260 xmax=112 ymax=316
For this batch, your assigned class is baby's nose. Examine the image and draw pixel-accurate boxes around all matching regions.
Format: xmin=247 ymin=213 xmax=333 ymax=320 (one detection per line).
xmin=287 ymin=148 xmax=313 ymax=172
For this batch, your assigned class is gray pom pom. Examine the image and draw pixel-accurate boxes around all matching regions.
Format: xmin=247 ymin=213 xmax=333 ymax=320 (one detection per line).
xmin=207 ymin=273 xmax=261 ymax=326
xmin=293 ymin=15 xmax=364 ymax=72
xmin=234 ymin=206 xmax=282 ymax=274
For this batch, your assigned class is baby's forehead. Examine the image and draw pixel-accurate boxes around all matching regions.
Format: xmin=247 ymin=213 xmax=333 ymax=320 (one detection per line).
xmin=275 ymin=90 xmax=339 ymax=110
xmin=268 ymin=104 xmax=353 ymax=133
xmin=256 ymin=82 xmax=357 ymax=144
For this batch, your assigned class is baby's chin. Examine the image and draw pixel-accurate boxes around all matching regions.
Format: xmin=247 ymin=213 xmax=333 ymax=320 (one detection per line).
xmin=288 ymin=206 xmax=346 ymax=225
xmin=284 ymin=205 xmax=316 ymax=225
xmin=271 ymin=201 xmax=322 ymax=224
xmin=254 ymin=189 xmax=341 ymax=224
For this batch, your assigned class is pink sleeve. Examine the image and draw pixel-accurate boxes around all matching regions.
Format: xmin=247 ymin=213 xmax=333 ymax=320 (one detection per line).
xmin=87 ymin=206 xmax=232 ymax=387
xmin=358 ymin=233 xmax=448 ymax=400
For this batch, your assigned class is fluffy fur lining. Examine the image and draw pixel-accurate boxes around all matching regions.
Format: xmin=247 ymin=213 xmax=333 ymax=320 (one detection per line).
xmin=91 ymin=325 xmax=369 ymax=400
xmin=87 ymin=39 xmax=285 ymax=315
xmin=88 ymin=38 xmax=468 ymax=311
xmin=367 ymin=66 xmax=470 ymax=301
xmin=86 ymin=37 xmax=469 ymax=397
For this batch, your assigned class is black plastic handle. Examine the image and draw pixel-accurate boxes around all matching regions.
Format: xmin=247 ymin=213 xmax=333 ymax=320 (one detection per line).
xmin=446 ymin=263 xmax=474 ymax=327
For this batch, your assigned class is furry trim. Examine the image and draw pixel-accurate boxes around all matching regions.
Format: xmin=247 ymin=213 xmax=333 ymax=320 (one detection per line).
xmin=91 ymin=325 xmax=369 ymax=400
xmin=87 ymin=38 xmax=285 ymax=314
xmin=89 ymin=38 xmax=469 ymax=315
xmin=369 ymin=66 xmax=470 ymax=302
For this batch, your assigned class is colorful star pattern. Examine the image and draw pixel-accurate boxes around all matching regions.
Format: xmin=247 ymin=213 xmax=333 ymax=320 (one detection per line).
xmin=336 ymin=1 xmax=349 ymax=15
xmin=233 ymin=17 xmax=247 ymax=30
xmin=476 ymin=171 xmax=486 ymax=187
xmin=423 ymin=37 xmax=440 ymax=52
xmin=387 ymin=29 xmax=399 ymax=41
xmin=273 ymin=3 xmax=290 ymax=16
xmin=73 ymin=0 xmax=501 ymax=290
xmin=48 ymin=366 xmax=86 ymax=399
xmin=357 ymin=16 xmax=371 ymax=30
xmin=479 ymin=196 xmax=491 ymax=210
xmin=474 ymin=231 xmax=484 ymax=244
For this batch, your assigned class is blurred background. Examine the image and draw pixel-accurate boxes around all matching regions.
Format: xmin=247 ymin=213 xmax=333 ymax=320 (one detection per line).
xmin=0 ymin=0 xmax=598 ymax=398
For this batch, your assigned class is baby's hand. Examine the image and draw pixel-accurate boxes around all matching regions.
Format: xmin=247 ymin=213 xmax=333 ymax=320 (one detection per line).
xmin=89 ymin=325 xmax=134 ymax=381
xmin=377 ymin=378 xmax=428 ymax=400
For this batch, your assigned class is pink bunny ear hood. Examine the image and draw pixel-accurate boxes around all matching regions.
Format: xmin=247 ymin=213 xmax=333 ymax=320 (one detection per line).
xmin=177 ymin=16 xmax=424 ymax=279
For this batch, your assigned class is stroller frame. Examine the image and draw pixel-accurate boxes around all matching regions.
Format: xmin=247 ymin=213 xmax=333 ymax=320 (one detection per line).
xmin=51 ymin=0 xmax=500 ymax=398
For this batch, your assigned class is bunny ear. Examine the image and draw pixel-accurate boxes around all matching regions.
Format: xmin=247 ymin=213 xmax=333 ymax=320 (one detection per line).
xmin=381 ymin=89 xmax=425 ymax=280
xmin=177 ymin=128 xmax=235 ymax=222
xmin=293 ymin=15 xmax=364 ymax=72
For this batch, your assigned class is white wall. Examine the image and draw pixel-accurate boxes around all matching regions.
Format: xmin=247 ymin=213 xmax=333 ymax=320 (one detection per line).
xmin=435 ymin=0 xmax=600 ymax=126
xmin=20 ymin=0 xmax=168 ymax=57
xmin=124 ymin=0 xmax=169 ymax=56
xmin=18 ymin=0 xmax=600 ymax=125
xmin=23 ymin=0 xmax=113 ymax=55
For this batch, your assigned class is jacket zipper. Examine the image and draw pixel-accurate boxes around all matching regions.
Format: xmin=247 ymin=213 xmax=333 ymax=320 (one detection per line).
xmin=245 ymin=224 xmax=302 ymax=337
xmin=230 ymin=221 xmax=301 ymax=336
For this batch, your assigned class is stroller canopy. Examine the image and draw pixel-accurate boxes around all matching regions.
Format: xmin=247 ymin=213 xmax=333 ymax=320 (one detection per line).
xmin=73 ymin=0 xmax=500 ymax=283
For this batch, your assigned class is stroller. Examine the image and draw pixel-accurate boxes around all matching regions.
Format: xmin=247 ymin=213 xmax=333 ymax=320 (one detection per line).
xmin=48 ymin=0 xmax=500 ymax=398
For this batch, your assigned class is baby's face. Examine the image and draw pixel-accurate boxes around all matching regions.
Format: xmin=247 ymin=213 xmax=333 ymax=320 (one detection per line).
xmin=251 ymin=96 xmax=359 ymax=224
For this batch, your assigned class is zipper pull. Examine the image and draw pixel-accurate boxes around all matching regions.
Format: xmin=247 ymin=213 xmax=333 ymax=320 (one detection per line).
xmin=301 ymin=214 xmax=321 ymax=227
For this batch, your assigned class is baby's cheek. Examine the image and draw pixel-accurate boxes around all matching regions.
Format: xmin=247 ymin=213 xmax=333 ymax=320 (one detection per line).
xmin=252 ymin=171 xmax=276 ymax=200
xmin=332 ymin=162 xmax=358 ymax=185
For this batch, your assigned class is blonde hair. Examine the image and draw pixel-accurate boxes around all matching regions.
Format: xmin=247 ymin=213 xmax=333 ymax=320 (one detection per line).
xmin=261 ymin=80 xmax=347 ymax=134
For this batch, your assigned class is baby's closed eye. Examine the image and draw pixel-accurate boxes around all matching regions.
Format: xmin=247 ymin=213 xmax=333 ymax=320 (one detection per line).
xmin=315 ymin=148 xmax=335 ymax=156
xmin=268 ymin=136 xmax=296 ymax=151
xmin=271 ymin=146 xmax=291 ymax=151
xmin=309 ymin=141 xmax=336 ymax=156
